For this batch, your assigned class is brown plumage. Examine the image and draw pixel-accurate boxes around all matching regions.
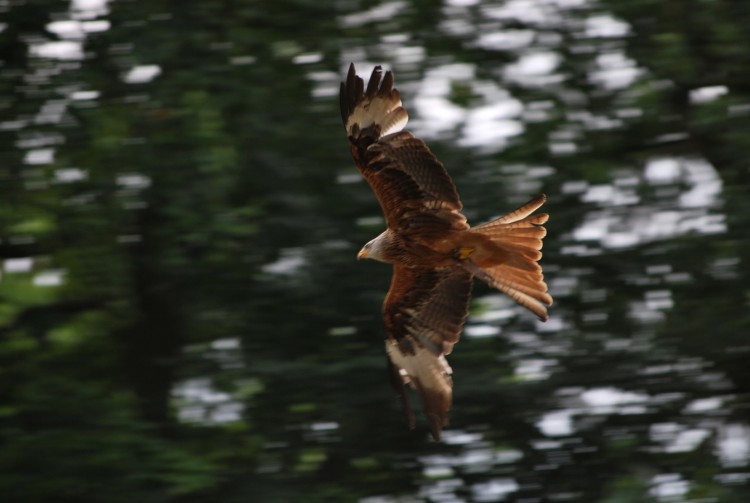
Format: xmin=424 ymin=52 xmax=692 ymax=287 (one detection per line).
xmin=341 ymin=64 xmax=552 ymax=441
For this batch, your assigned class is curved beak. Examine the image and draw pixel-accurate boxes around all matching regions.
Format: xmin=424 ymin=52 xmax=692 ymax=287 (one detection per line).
xmin=357 ymin=248 xmax=368 ymax=260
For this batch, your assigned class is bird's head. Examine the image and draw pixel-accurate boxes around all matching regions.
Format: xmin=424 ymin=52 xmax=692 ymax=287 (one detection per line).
xmin=358 ymin=231 xmax=389 ymax=262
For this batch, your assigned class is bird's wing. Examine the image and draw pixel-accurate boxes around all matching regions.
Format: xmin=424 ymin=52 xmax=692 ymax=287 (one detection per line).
xmin=340 ymin=64 xmax=468 ymax=236
xmin=382 ymin=264 xmax=473 ymax=441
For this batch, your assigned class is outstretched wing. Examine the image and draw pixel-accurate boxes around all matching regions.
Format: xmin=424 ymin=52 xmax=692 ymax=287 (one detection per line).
xmin=382 ymin=264 xmax=473 ymax=441
xmin=340 ymin=64 xmax=468 ymax=235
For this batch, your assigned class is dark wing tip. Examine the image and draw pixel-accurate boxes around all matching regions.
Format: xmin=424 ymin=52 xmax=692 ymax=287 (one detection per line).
xmin=427 ymin=413 xmax=447 ymax=442
xmin=381 ymin=69 xmax=394 ymax=97
xmin=422 ymin=389 xmax=451 ymax=441
xmin=341 ymin=63 xmax=400 ymax=130
xmin=366 ymin=65 xmax=383 ymax=97
xmin=387 ymin=357 xmax=416 ymax=431
xmin=340 ymin=62 xmax=364 ymax=128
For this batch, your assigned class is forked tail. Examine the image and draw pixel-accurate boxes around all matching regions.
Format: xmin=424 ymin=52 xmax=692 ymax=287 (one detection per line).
xmin=464 ymin=194 xmax=553 ymax=321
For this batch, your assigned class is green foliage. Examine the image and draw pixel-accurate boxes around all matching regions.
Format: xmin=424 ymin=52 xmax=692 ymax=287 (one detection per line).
xmin=1 ymin=0 xmax=750 ymax=501
xmin=0 ymin=309 xmax=217 ymax=501
xmin=0 ymin=382 xmax=217 ymax=502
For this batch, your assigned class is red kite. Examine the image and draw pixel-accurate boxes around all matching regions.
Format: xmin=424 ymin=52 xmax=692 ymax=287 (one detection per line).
xmin=340 ymin=64 xmax=552 ymax=440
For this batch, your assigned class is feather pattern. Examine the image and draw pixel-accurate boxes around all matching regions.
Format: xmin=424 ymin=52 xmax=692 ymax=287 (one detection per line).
xmin=383 ymin=266 xmax=473 ymax=440
xmin=341 ymin=64 xmax=467 ymax=235
xmin=340 ymin=64 xmax=553 ymax=440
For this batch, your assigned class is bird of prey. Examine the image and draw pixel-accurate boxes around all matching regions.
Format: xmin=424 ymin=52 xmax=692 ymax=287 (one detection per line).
xmin=340 ymin=64 xmax=552 ymax=441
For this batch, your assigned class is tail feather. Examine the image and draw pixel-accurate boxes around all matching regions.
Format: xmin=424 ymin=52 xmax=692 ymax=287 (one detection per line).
xmin=507 ymin=236 xmax=542 ymax=252
xmin=465 ymin=260 xmax=552 ymax=321
xmin=475 ymin=194 xmax=547 ymax=226
xmin=476 ymin=226 xmax=547 ymax=240
xmin=474 ymin=212 xmax=549 ymax=231
xmin=504 ymin=236 xmax=545 ymax=250
xmin=492 ymin=265 xmax=545 ymax=289
xmin=495 ymin=281 xmax=551 ymax=321
xmin=488 ymin=266 xmax=553 ymax=305
xmin=503 ymin=245 xmax=542 ymax=262
xmin=465 ymin=194 xmax=553 ymax=321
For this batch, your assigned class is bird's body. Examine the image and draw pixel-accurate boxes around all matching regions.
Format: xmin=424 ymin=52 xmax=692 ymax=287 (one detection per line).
xmin=340 ymin=64 xmax=552 ymax=440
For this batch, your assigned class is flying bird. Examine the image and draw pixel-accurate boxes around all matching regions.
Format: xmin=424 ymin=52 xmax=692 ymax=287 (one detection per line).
xmin=340 ymin=64 xmax=552 ymax=441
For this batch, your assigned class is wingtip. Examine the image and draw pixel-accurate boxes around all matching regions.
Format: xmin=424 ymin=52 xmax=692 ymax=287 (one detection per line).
xmin=387 ymin=356 xmax=417 ymax=432
xmin=419 ymin=386 xmax=451 ymax=442
xmin=428 ymin=414 xmax=444 ymax=442
xmin=366 ymin=65 xmax=384 ymax=97
xmin=340 ymin=63 xmax=408 ymax=139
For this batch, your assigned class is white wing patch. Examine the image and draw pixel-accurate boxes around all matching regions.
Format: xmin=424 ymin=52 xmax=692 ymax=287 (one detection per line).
xmin=346 ymin=96 xmax=409 ymax=138
xmin=385 ymin=340 xmax=452 ymax=395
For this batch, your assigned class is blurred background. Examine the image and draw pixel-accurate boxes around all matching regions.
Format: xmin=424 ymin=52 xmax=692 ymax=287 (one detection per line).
xmin=2 ymin=0 xmax=749 ymax=501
